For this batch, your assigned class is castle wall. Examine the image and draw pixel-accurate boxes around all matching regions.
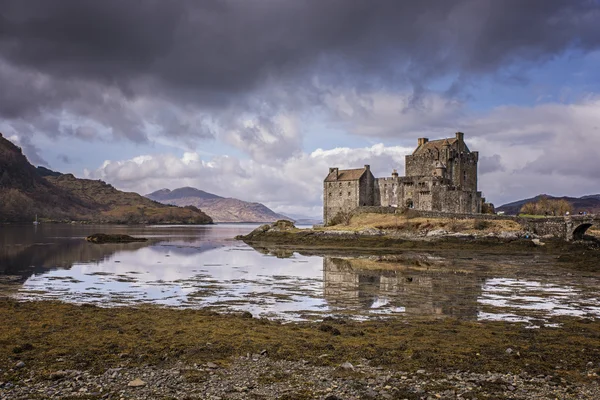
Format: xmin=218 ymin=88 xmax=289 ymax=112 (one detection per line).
xmin=324 ymin=133 xmax=483 ymax=221
xmin=323 ymin=169 xmax=375 ymax=224
xmin=359 ymin=171 xmax=375 ymax=207
xmin=323 ymin=180 xmax=361 ymax=223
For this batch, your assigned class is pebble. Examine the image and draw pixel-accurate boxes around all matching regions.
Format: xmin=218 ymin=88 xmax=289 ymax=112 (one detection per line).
xmin=15 ymin=361 xmax=25 ymax=369
xmin=339 ymin=362 xmax=354 ymax=371
xmin=2 ymin=358 xmax=600 ymax=399
xmin=127 ymin=378 xmax=146 ymax=388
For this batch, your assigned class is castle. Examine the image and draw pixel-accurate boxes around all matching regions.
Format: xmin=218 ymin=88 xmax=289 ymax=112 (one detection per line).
xmin=323 ymin=132 xmax=484 ymax=224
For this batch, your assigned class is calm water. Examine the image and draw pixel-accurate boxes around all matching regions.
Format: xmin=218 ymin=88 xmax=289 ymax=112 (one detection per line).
xmin=1 ymin=224 xmax=600 ymax=325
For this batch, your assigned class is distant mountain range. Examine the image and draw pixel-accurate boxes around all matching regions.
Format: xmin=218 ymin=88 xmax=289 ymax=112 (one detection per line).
xmin=497 ymin=194 xmax=600 ymax=215
xmin=0 ymin=133 xmax=212 ymax=224
xmin=146 ymin=187 xmax=292 ymax=223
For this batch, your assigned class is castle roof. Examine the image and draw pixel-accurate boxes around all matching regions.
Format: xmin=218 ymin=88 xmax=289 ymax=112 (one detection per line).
xmin=324 ymin=167 xmax=367 ymax=182
xmin=413 ymin=137 xmax=470 ymax=155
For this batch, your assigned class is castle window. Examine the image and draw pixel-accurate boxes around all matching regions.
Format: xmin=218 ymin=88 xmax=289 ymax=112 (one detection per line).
xmin=348 ymin=182 xmax=351 ymax=186
xmin=339 ymin=192 xmax=342 ymax=196
xmin=348 ymin=191 xmax=351 ymax=196
xmin=328 ymin=192 xmax=332 ymax=197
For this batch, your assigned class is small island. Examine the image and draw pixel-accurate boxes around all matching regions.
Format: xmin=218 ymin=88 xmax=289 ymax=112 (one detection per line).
xmin=85 ymin=233 xmax=148 ymax=244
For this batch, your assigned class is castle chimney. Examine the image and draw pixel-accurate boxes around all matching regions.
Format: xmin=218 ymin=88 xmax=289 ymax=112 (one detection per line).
xmin=329 ymin=167 xmax=339 ymax=179
xmin=455 ymin=132 xmax=464 ymax=141
xmin=392 ymin=169 xmax=398 ymax=178
xmin=364 ymin=165 xmax=370 ymax=172
xmin=418 ymin=138 xmax=429 ymax=146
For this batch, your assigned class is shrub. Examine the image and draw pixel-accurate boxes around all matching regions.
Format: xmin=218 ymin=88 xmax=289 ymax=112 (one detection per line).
xmin=446 ymin=219 xmax=461 ymax=232
xmin=329 ymin=210 xmax=353 ymax=226
xmin=473 ymin=220 xmax=491 ymax=230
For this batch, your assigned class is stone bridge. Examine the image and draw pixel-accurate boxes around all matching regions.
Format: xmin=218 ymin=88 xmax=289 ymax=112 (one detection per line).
xmin=354 ymin=207 xmax=598 ymax=241
xmin=521 ymin=215 xmax=598 ymax=241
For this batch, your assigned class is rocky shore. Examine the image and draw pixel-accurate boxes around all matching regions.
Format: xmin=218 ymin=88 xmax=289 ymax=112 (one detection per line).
xmin=237 ymin=219 xmax=599 ymax=252
xmin=3 ymin=355 xmax=600 ymax=399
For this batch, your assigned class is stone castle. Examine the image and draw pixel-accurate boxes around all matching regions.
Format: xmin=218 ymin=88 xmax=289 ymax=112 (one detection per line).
xmin=323 ymin=132 xmax=484 ymax=224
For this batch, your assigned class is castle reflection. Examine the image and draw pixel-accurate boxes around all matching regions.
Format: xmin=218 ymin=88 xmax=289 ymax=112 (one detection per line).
xmin=323 ymin=256 xmax=483 ymax=319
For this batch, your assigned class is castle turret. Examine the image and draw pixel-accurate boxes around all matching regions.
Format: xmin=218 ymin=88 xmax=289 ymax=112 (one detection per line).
xmin=433 ymin=161 xmax=446 ymax=178
xmin=392 ymin=169 xmax=398 ymax=178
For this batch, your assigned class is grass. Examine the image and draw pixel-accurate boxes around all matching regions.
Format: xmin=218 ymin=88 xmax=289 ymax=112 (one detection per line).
xmin=1 ymin=299 xmax=600 ymax=384
xmin=517 ymin=214 xmax=560 ymax=219
xmin=319 ymin=213 xmax=522 ymax=234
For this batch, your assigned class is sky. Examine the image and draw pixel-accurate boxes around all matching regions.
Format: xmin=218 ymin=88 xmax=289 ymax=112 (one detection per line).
xmin=1 ymin=0 xmax=600 ymax=218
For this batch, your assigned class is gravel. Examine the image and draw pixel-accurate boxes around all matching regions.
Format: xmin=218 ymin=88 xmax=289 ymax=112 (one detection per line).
xmin=2 ymin=353 xmax=599 ymax=399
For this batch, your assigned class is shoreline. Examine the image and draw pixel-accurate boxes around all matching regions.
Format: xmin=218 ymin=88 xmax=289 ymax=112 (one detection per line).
xmin=1 ymin=299 xmax=600 ymax=399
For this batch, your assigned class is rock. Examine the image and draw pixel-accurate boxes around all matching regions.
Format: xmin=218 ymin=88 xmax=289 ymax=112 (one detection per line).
xmin=48 ymin=371 xmax=68 ymax=380
xmin=532 ymin=238 xmax=545 ymax=246
xmin=339 ymin=362 xmax=354 ymax=371
xmin=15 ymin=361 xmax=25 ymax=369
xmin=206 ymin=362 xmax=219 ymax=369
xmin=127 ymin=378 xmax=146 ymax=388
xmin=505 ymin=348 xmax=514 ymax=355
xmin=86 ymin=233 xmax=148 ymax=244
xmin=426 ymin=229 xmax=447 ymax=237
xmin=417 ymin=369 xmax=426 ymax=374
xmin=498 ymin=231 xmax=520 ymax=239
xmin=359 ymin=228 xmax=383 ymax=236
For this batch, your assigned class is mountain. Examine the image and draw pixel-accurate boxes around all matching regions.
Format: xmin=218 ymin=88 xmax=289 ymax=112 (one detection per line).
xmin=497 ymin=194 xmax=600 ymax=215
xmin=148 ymin=187 xmax=222 ymax=201
xmin=0 ymin=133 xmax=212 ymax=224
xmin=285 ymin=213 xmax=323 ymax=225
xmin=146 ymin=187 xmax=290 ymax=223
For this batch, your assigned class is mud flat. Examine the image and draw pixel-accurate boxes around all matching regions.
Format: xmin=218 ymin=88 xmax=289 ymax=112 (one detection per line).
xmin=2 ymin=299 xmax=600 ymax=399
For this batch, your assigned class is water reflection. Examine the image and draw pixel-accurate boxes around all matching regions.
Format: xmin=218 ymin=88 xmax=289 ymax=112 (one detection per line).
xmin=323 ymin=257 xmax=482 ymax=319
xmin=2 ymin=225 xmax=600 ymax=324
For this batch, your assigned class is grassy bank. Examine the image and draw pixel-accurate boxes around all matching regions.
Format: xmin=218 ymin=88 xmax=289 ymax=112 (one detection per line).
xmin=320 ymin=213 xmax=522 ymax=234
xmin=1 ymin=300 xmax=599 ymax=384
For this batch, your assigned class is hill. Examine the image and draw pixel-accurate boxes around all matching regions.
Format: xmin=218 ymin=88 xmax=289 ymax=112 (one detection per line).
xmin=0 ymin=133 xmax=212 ymax=224
xmin=497 ymin=194 xmax=600 ymax=215
xmin=146 ymin=187 xmax=290 ymax=223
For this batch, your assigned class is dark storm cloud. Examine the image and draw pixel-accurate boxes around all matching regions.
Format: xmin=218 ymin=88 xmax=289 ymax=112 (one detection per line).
xmin=0 ymin=0 xmax=599 ymax=142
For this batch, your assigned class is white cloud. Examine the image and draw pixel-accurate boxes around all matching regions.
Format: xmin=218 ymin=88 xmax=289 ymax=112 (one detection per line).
xmin=85 ymin=94 xmax=600 ymax=213
xmin=88 ymin=144 xmax=412 ymax=217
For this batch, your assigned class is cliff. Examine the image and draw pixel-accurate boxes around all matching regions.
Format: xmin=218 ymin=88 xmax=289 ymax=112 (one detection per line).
xmin=0 ymin=133 xmax=213 ymax=224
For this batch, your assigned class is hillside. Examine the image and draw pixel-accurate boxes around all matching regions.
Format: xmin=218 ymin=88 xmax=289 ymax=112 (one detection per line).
xmin=146 ymin=187 xmax=290 ymax=223
xmin=0 ymin=133 xmax=212 ymax=224
xmin=497 ymin=194 xmax=600 ymax=215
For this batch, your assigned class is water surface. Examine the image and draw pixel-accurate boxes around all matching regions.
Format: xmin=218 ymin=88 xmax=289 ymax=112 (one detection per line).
xmin=1 ymin=224 xmax=599 ymax=325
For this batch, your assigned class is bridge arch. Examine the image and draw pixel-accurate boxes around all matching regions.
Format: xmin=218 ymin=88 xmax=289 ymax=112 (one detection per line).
xmin=572 ymin=223 xmax=593 ymax=241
